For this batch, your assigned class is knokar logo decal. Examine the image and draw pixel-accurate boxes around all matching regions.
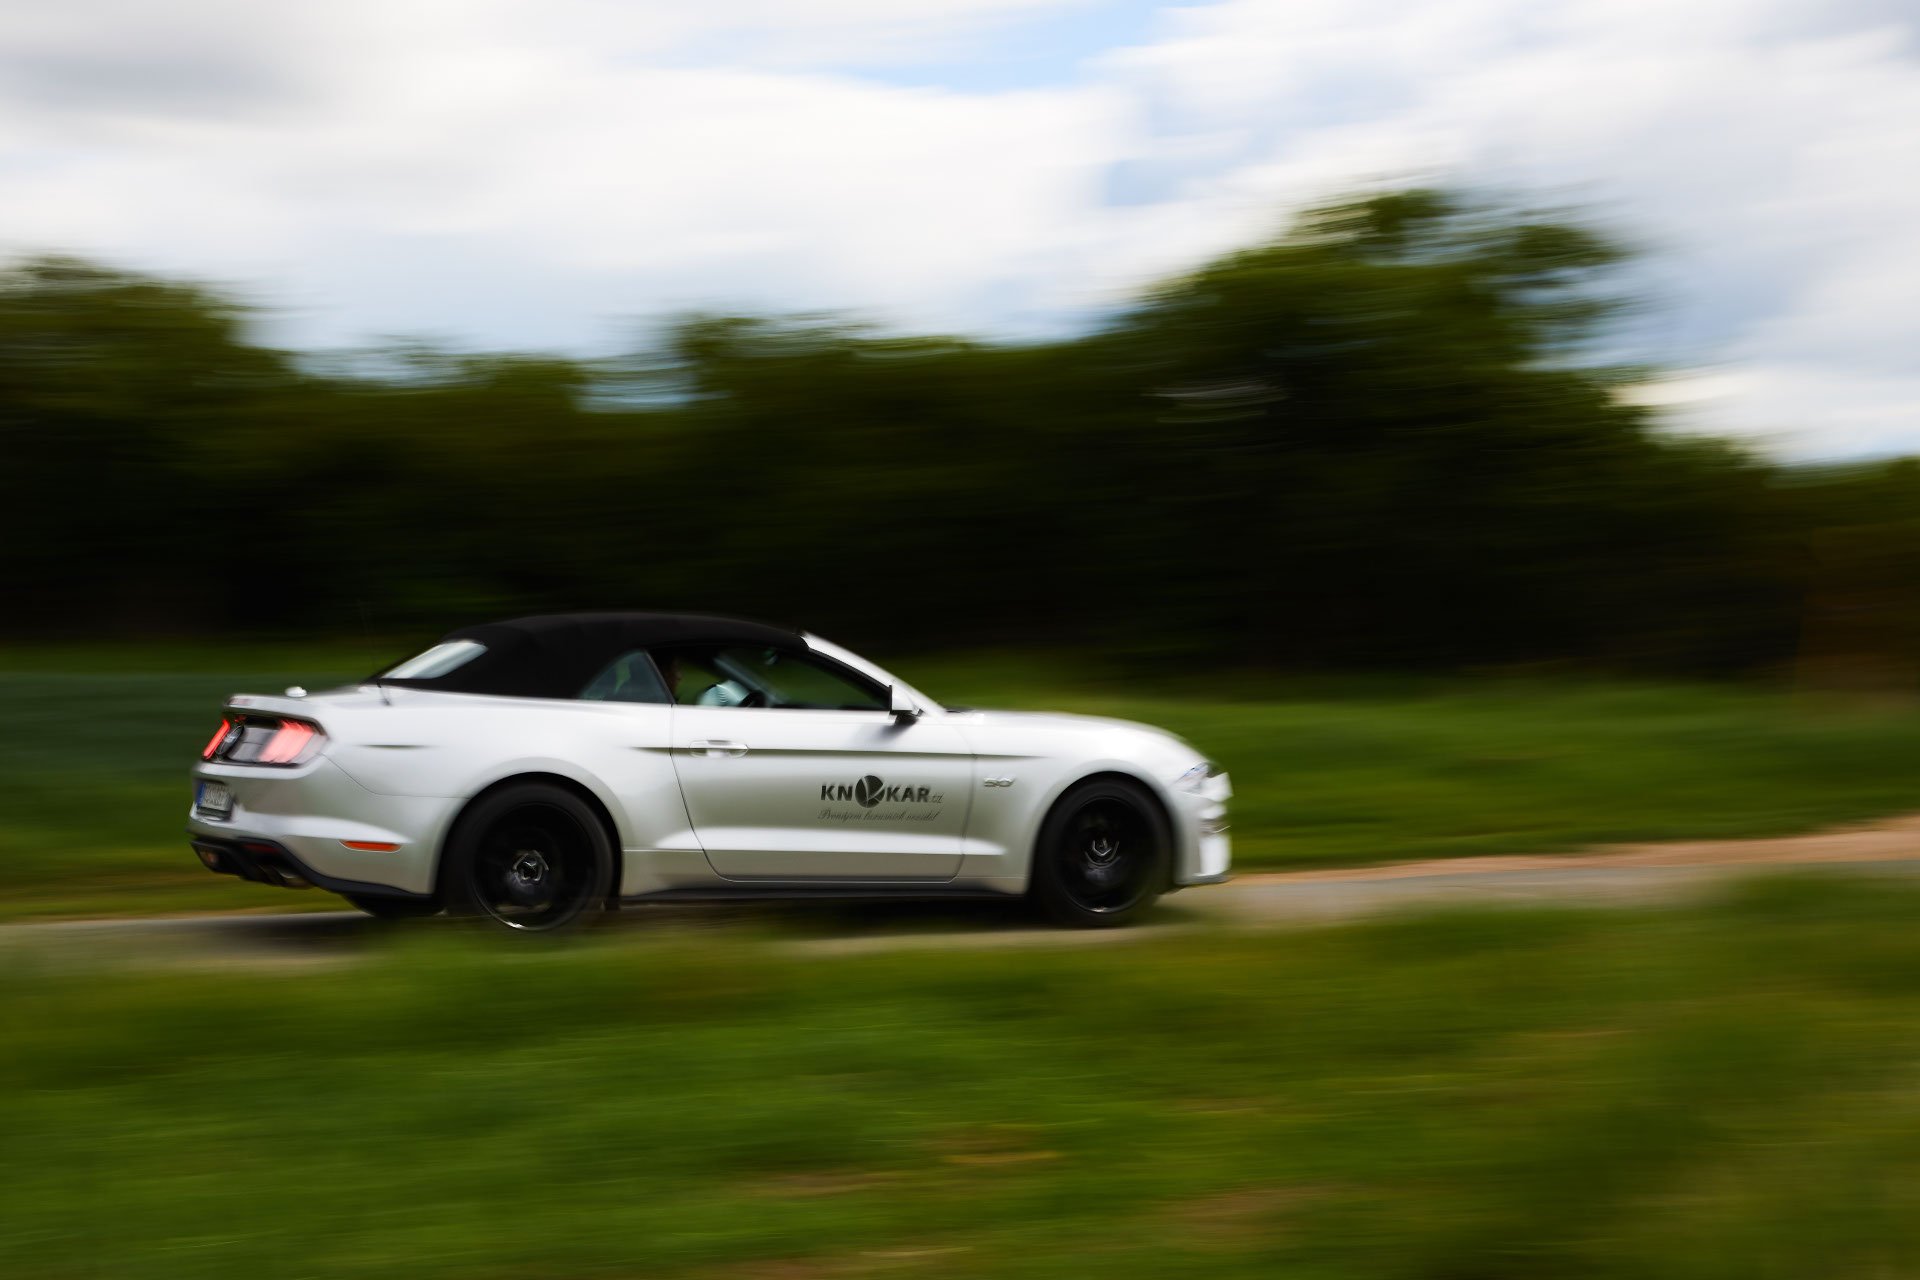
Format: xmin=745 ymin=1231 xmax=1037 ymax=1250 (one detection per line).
xmin=817 ymin=775 xmax=945 ymax=823
xmin=822 ymin=775 xmax=933 ymax=807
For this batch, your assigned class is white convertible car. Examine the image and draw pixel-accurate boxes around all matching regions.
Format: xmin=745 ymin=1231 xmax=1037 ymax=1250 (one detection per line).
xmin=187 ymin=613 xmax=1231 ymax=931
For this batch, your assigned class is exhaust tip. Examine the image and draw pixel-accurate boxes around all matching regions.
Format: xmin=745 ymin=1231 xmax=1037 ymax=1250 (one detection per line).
xmin=265 ymin=864 xmax=313 ymax=889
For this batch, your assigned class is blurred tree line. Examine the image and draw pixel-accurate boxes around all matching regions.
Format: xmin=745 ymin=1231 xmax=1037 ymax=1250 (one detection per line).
xmin=3 ymin=190 xmax=1916 ymax=678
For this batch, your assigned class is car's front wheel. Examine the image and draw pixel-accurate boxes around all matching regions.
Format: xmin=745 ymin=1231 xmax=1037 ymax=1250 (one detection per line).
xmin=441 ymin=782 xmax=614 ymax=932
xmin=1030 ymin=777 xmax=1170 ymax=927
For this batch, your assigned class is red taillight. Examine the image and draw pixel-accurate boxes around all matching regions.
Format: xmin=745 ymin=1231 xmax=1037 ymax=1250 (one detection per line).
xmin=259 ymin=720 xmax=316 ymax=764
xmin=202 ymin=714 xmax=323 ymax=766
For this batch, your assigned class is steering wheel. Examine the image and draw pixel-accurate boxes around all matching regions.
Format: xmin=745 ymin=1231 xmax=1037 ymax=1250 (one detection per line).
xmin=694 ymin=678 xmax=762 ymax=708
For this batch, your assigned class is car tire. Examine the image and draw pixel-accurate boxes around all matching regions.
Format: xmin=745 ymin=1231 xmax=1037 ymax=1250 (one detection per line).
xmin=1030 ymin=776 xmax=1170 ymax=928
xmin=440 ymin=782 xmax=614 ymax=933
xmin=343 ymin=893 xmax=443 ymax=920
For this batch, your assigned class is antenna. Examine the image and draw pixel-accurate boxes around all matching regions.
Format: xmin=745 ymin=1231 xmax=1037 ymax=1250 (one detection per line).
xmin=359 ymin=597 xmax=391 ymax=705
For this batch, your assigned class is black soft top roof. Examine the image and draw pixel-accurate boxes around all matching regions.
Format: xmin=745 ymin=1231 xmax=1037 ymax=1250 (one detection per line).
xmin=378 ymin=612 xmax=802 ymax=699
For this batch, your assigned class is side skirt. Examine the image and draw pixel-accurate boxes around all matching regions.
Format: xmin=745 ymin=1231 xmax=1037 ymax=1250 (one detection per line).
xmin=620 ymin=885 xmax=1017 ymax=905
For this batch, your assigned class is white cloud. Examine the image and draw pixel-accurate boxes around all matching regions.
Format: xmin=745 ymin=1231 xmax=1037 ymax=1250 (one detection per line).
xmin=0 ymin=0 xmax=1916 ymax=456
xmin=1086 ymin=0 xmax=1920 ymax=457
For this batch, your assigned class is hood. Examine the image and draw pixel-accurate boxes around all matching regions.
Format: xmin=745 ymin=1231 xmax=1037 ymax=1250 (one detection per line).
xmin=945 ymin=707 xmax=1155 ymax=733
xmin=944 ymin=706 xmax=1197 ymax=755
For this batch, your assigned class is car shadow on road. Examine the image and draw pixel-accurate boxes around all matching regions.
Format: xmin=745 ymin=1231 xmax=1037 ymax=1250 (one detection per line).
xmin=155 ymin=893 xmax=1211 ymax=956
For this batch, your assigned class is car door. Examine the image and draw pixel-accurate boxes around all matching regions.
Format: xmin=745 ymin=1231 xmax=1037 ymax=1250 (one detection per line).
xmin=660 ymin=643 xmax=973 ymax=882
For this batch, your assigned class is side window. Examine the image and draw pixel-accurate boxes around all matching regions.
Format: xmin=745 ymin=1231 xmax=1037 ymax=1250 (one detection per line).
xmin=578 ymin=650 xmax=672 ymax=704
xmin=651 ymin=648 xmax=735 ymax=706
xmin=652 ymin=645 xmax=885 ymax=711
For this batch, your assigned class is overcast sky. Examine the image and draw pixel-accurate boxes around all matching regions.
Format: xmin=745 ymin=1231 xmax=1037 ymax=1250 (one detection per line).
xmin=3 ymin=0 xmax=1916 ymax=456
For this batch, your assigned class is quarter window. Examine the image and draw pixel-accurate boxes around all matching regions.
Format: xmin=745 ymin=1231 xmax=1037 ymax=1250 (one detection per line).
xmin=379 ymin=639 xmax=487 ymax=680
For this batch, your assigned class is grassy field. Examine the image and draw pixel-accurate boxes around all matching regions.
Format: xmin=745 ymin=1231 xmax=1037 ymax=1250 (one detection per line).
xmin=5 ymin=644 xmax=1920 ymax=918
xmin=5 ymin=877 xmax=1920 ymax=1277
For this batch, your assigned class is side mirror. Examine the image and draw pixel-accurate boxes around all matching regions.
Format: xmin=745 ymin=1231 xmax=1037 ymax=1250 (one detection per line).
xmin=888 ymin=685 xmax=921 ymax=725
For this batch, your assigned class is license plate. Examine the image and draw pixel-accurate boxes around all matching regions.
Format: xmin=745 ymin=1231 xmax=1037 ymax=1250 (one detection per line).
xmin=195 ymin=781 xmax=234 ymax=819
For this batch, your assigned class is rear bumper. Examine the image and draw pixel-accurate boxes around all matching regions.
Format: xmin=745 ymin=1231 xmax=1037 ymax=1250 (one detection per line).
xmin=186 ymin=757 xmax=451 ymax=895
xmin=188 ymin=834 xmax=434 ymax=901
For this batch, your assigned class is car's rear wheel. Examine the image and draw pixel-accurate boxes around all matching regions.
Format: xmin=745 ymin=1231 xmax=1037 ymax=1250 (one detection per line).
xmin=343 ymin=893 xmax=442 ymax=920
xmin=1030 ymin=777 xmax=1170 ymax=927
xmin=441 ymin=782 xmax=613 ymax=933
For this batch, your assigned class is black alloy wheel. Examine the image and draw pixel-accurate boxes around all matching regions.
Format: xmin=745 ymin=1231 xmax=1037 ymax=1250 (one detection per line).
xmin=1031 ymin=777 xmax=1170 ymax=927
xmin=442 ymin=782 xmax=614 ymax=932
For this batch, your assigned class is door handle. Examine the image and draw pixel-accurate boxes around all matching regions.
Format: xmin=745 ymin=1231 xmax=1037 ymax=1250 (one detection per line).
xmin=688 ymin=739 xmax=748 ymax=758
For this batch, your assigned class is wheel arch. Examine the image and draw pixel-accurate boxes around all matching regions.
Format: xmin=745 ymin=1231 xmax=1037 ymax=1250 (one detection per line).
xmin=436 ymin=772 xmax=626 ymax=903
xmin=1031 ymin=767 xmax=1178 ymax=892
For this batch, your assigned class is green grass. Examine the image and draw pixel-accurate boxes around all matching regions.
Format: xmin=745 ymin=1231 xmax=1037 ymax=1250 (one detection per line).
xmin=6 ymin=878 xmax=1920 ymax=1277
xmin=5 ymin=644 xmax=1920 ymax=919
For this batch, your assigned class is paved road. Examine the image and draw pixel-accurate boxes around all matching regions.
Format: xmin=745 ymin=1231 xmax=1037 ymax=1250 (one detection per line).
xmin=8 ymin=826 xmax=1919 ymax=967
xmin=800 ymin=851 xmax=1920 ymax=955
